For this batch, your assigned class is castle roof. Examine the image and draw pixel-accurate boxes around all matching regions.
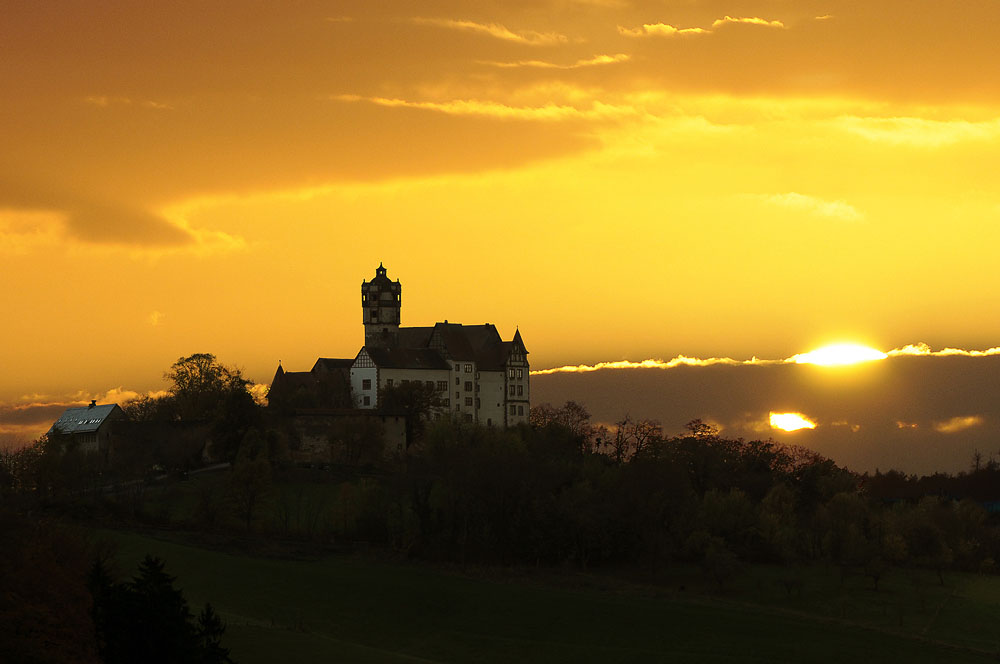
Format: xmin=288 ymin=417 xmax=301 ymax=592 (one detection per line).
xmin=364 ymin=262 xmax=399 ymax=290
xmin=312 ymin=357 xmax=354 ymax=372
xmin=365 ymin=347 xmax=452 ymax=370
xmin=360 ymin=322 xmax=524 ymax=371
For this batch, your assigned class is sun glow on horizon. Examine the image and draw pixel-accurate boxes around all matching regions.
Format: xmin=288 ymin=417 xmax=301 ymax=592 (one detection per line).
xmin=769 ymin=412 xmax=817 ymax=431
xmin=791 ymin=343 xmax=888 ymax=366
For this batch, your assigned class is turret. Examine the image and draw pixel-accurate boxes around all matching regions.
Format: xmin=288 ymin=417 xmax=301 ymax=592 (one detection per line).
xmin=361 ymin=263 xmax=401 ymax=348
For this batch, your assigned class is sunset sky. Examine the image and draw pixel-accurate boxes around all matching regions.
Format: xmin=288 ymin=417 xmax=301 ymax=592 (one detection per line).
xmin=3 ymin=2 xmax=1000 ymax=464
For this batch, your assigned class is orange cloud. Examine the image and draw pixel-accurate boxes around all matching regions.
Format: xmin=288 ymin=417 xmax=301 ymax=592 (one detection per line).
xmin=618 ymin=24 xmax=709 ymax=37
xmin=0 ymin=209 xmax=64 ymax=254
xmin=836 ymin=116 xmax=1000 ymax=147
xmin=532 ymin=356 xmax=779 ymax=375
xmin=481 ymin=53 xmax=630 ymax=69
xmin=533 ymin=344 xmax=1000 ymax=375
xmin=620 ymin=16 xmax=784 ymax=38
xmin=333 ymin=94 xmax=636 ymax=122
xmin=412 ymin=18 xmax=567 ymax=45
xmin=84 ymin=95 xmax=173 ymax=110
xmin=755 ymin=192 xmax=864 ymax=222
xmin=887 ymin=343 xmax=1000 ymax=358
xmin=712 ymin=16 xmax=785 ymax=29
xmin=933 ymin=416 xmax=984 ymax=434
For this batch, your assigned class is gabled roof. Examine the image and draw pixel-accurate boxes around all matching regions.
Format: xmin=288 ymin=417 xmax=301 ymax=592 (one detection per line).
xmin=428 ymin=322 xmax=503 ymax=361
xmin=397 ymin=326 xmax=435 ymax=348
xmin=312 ymin=357 xmax=354 ymax=372
xmin=364 ymin=347 xmax=452 ymax=370
xmin=477 ymin=341 xmax=513 ymax=371
xmin=48 ymin=403 xmax=122 ymax=435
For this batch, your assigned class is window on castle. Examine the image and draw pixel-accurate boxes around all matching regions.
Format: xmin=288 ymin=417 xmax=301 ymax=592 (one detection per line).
xmin=362 ymin=379 xmax=372 ymax=390
xmin=425 ymin=381 xmax=434 ymax=388
xmin=475 ymin=398 xmax=481 ymax=409
xmin=508 ymin=385 xmax=516 ymax=396
xmin=509 ymin=405 xmax=517 ymax=415
xmin=436 ymin=381 xmax=447 ymax=391
xmin=364 ymin=396 xmax=371 ymax=406
xmin=518 ymin=405 xmax=524 ymax=416
xmin=455 ymin=377 xmax=460 ymax=386
xmin=516 ymin=369 xmax=523 ymax=379
xmin=465 ymin=364 xmax=472 ymax=373
xmin=465 ymin=397 xmax=473 ymax=406
xmin=517 ymin=385 xmax=523 ymax=396
xmin=464 ymin=381 xmax=472 ymax=392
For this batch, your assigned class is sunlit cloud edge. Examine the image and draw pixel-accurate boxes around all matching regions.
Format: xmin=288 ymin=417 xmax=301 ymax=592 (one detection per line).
xmin=531 ymin=342 xmax=1000 ymax=375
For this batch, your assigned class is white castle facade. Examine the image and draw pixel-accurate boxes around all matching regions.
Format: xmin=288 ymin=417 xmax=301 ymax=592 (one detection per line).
xmin=271 ymin=264 xmax=530 ymax=427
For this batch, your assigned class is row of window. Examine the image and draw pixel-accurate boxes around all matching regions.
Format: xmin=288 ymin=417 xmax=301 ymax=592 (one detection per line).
xmin=509 ymin=404 xmax=525 ymax=416
xmin=507 ymin=368 xmax=525 ymax=379
xmin=361 ymin=374 xmax=525 ymax=397
xmin=365 ymin=378 xmax=452 ymax=392
xmin=455 ymin=363 xmax=473 ymax=373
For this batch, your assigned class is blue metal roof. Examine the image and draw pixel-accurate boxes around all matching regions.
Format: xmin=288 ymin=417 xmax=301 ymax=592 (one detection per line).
xmin=48 ymin=403 xmax=121 ymax=435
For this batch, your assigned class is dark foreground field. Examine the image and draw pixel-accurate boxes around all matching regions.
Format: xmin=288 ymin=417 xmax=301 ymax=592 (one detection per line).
xmin=98 ymin=530 xmax=1000 ymax=663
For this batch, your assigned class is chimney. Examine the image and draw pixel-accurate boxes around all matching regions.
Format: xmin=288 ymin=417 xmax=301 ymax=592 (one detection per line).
xmin=89 ymin=400 xmax=96 ymax=409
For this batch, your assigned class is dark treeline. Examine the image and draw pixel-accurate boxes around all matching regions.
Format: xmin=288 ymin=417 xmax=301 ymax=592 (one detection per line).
xmin=864 ymin=464 xmax=1000 ymax=504
xmin=364 ymin=406 xmax=1000 ymax=586
xmin=3 ymin=376 xmax=1000 ymax=591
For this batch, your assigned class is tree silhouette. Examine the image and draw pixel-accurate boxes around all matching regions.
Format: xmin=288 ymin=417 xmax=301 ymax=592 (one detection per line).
xmin=90 ymin=555 xmax=233 ymax=663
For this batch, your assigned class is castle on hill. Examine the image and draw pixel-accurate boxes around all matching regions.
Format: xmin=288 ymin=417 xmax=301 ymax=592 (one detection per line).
xmin=270 ymin=264 xmax=530 ymax=427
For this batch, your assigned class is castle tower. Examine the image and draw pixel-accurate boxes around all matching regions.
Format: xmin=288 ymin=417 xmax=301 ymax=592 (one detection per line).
xmin=361 ymin=263 xmax=401 ymax=348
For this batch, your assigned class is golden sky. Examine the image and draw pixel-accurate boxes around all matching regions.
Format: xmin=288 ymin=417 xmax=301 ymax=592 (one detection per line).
xmin=3 ymin=1 xmax=1000 ymax=439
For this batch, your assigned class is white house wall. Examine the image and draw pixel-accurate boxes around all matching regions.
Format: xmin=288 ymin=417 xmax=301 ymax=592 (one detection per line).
xmin=350 ymin=367 xmax=378 ymax=408
xmin=478 ymin=370 xmax=505 ymax=426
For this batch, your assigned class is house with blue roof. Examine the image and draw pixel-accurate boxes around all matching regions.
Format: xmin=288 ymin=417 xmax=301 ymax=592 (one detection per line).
xmin=48 ymin=400 xmax=124 ymax=455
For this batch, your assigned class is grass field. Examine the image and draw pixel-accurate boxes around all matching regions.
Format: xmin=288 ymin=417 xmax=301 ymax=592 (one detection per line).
xmin=96 ymin=528 xmax=1000 ymax=663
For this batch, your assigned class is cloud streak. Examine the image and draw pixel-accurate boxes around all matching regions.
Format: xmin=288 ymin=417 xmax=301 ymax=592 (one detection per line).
xmin=933 ymin=415 xmax=984 ymax=434
xmin=618 ymin=24 xmax=710 ymax=37
xmin=711 ymin=16 xmax=785 ymax=29
xmin=837 ymin=116 xmax=1000 ymax=147
xmin=481 ymin=53 xmax=630 ymax=69
xmin=755 ymin=192 xmax=864 ymax=221
xmin=333 ymin=94 xmax=636 ymax=122
xmin=532 ymin=343 xmax=1000 ymax=375
xmin=619 ymin=16 xmax=784 ymax=38
xmin=412 ymin=18 xmax=567 ymax=45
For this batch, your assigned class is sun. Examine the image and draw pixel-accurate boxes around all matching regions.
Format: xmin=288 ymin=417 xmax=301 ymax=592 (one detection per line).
xmin=769 ymin=412 xmax=817 ymax=432
xmin=791 ymin=343 xmax=888 ymax=366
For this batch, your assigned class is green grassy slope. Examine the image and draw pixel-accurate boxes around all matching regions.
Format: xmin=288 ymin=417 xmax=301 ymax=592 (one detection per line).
xmin=100 ymin=530 xmax=998 ymax=664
